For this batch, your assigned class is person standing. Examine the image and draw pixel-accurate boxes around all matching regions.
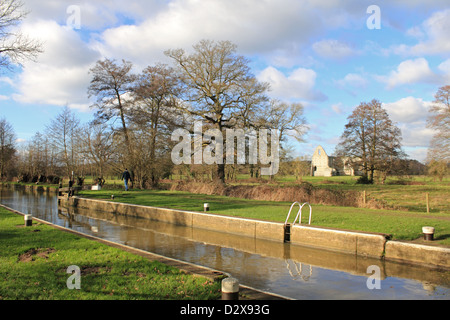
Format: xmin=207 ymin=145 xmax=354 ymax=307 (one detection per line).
xmin=122 ymin=169 xmax=131 ymax=191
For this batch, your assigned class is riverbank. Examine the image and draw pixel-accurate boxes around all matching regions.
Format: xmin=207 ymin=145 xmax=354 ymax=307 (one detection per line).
xmin=59 ymin=194 xmax=450 ymax=269
xmin=2 ymin=182 xmax=449 ymax=245
xmin=0 ymin=206 xmax=223 ymax=300
xmin=77 ymin=188 xmax=450 ymax=246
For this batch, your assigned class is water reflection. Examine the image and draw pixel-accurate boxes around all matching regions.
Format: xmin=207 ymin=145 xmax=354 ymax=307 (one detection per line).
xmin=1 ymin=185 xmax=449 ymax=300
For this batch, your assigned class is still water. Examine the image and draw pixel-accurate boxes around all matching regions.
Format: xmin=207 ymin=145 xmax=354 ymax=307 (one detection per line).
xmin=1 ymin=186 xmax=449 ymax=300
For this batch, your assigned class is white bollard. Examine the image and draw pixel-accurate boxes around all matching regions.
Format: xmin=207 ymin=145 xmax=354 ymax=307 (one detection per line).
xmin=24 ymin=215 xmax=33 ymax=227
xmin=222 ymin=277 xmax=239 ymax=300
xmin=422 ymin=227 xmax=435 ymax=241
xmin=204 ymin=203 xmax=210 ymax=212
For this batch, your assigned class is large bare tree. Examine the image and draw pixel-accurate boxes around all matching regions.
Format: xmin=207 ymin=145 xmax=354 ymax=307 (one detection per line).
xmin=88 ymin=58 xmax=137 ymax=182
xmin=0 ymin=0 xmax=42 ymax=70
xmin=165 ymin=40 xmax=269 ymax=182
xmin=336 ymin=99 xmax=404 ymax=183
xmin=130 ymin=63 xmax=186 ymax=187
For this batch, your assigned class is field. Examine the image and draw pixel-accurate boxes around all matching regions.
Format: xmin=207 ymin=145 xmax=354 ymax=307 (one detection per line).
xmin=78 ymin=174 xmax=450 ymax=246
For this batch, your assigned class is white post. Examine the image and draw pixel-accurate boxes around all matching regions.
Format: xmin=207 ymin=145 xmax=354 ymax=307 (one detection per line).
xmin=222 ymin=278 xmax=239 ymax=300
xmin=24 ymin=215 xmax=33 ymax=227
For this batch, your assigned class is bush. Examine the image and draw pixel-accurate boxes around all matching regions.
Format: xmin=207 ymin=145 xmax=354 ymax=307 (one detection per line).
xmin=356 ymin=176 xmax=373 ymax=184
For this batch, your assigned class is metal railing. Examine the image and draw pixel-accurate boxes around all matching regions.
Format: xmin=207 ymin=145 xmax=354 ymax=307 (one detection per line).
xmin=284 ymin=202 xmax=312 ymax=226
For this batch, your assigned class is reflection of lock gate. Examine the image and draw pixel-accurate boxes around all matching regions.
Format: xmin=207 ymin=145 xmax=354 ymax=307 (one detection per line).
xmin=285 ymin=260 xmax=313 ymax=282
xmin=283 ymin=202 xmax=312 ymax=243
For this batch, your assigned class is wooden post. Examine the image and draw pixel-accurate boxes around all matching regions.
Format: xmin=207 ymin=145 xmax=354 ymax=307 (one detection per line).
xmin=426 ymin=193 xmax=430 ymax=213
xmin=363 ymin=191 xmax=366 ymax=206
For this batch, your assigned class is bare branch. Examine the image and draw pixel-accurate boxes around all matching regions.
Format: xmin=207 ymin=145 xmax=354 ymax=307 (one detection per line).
xmin=0 ymin=0 xmax=43 ymax=70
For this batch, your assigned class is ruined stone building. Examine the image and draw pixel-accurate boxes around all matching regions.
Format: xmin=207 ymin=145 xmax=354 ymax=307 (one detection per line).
xmin=311 ymin=146 xmax=336 ymax=177
xmin=311 ymin=146 xmax=360 ymax=177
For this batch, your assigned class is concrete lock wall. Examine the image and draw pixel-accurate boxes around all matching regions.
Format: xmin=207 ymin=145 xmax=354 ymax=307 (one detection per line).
xmin=59 ymin=197 xmax=285 ymax=242
xmin=289 ymin=225 xmax=388 ymax=258
xmin=384 ymin=241 xmax=450 ymax=269
xmin=59 ymin=196 xmax=450 ymax=268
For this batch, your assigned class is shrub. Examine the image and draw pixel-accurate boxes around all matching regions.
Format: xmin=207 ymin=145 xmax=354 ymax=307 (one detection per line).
xmin=356 ymin=176 xmax=373 ymax=184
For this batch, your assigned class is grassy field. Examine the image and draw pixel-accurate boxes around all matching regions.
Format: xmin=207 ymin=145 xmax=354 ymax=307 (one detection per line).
xmin=78 ymin=188 xmax=450 ymax=246
xmin=0 ymin=207 xmax=221 ymax=300
xmin=228 ymin=175 xmax=450 ymax=213
xmin=76 ymin=174 xmax=449 ymax=213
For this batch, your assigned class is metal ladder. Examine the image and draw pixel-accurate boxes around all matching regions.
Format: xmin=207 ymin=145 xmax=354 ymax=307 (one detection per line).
xmin=284 ymin=202 xmax=312 ymax=242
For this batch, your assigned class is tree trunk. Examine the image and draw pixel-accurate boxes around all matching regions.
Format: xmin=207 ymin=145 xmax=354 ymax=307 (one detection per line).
xmin=217 ymin=163 xmax=225 ymax=183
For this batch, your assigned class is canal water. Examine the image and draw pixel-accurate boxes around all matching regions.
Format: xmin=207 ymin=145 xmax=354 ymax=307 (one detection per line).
xmin=1 ymin=186 xmax=449 ymax=300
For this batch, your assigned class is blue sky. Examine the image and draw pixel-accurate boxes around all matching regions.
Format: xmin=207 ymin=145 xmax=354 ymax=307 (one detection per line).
xmin=0 ymin=0 xmax=449 ymax=163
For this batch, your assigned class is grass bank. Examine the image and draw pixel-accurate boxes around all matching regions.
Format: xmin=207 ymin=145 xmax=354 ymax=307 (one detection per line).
xmin=0 ymin=207 xmax=221 ymax=300
xmin=78 ymin=189 xmax=450 ymax=246
xmin=75 ymin=175 xmax=450 ymax=213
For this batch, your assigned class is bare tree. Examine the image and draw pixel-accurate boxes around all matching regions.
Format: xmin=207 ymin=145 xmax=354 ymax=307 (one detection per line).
xmin=0 ymin=0 xmax=42 ymax=70
xmin=0 ymin=118 xmax=16 ymax=179
xmin=427 ymin=85 xmax=450 ymax=163
xmin=262 ymin=100 xmax=308 ymax=146
xmin=81 ymin=122 xmax=115 ymax=181
xmin=45 ymin=106 xmax=81 ymax=178
xmin=130 ymin=63 xmax=186 ymax=187
xmin=336 ymin=99 xmax=404 ymax=183
xmin=165 ymin=40 xmax=268 ymax=182
xmin=88 ymin=58 xmax=137 ymax=183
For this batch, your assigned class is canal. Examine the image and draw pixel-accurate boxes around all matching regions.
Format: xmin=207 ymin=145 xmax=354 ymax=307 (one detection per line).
xmin=1 ymin=185 xmax=449 ymax=300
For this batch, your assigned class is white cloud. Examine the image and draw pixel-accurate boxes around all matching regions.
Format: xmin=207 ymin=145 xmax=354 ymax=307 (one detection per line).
xmin=378 ymin=58 xmax=437 ymax=89
xmin=23 ymin=0 xmax=167 ymax=30
xmin=13 ymin=64 xmax=92 ymax=112
xmin=437 ymin=58 xmax=450 ymax=83
xmin=11 ymin=20 xmax=99 ymax=111
xmin=312 ymin=39 xmax=357 ymax=60
xmin=400 ymin=124 xmax=435 ymax=148
xmin=335 ymin=73 xmax=369 ymax=96
xmin=391 ymin=8 xmax=450 ymax=56
xmin=383 ymin=97 xmax=436 ymax=150
xmin=87 ymin=0 xmax=369 ymax=68
xmin=383 ymin=97 xmax=432 ymax=123
xmin=0 ymin=77 xmax=14 ymax=86
xmin=258 ymin=66 xmax=327 ymax=102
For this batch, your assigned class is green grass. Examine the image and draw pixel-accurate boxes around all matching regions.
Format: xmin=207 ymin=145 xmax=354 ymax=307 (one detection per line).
xmin=301 ymin=176 xmax=450 ymax=214
xmin=59 ymin=174 xmax=450 ymax=213
xmin=79 ymin=189 xmax=450 ymax=246
xmin=0 ymin=207 xmax=221 ymax=300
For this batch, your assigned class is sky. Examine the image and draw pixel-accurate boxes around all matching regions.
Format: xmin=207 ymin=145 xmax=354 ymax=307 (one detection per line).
xmin=0 ymin=0 xmax=449 ymax=163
